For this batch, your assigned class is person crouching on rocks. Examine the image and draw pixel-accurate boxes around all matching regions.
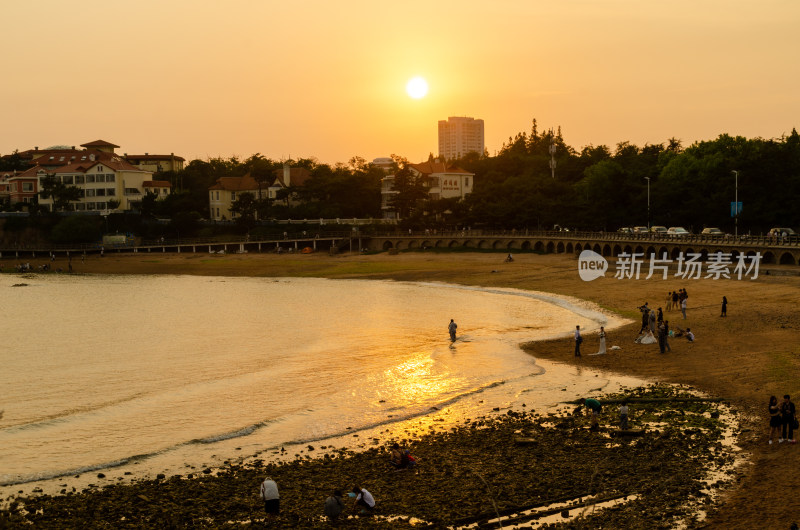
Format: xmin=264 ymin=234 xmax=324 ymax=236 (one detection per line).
xmin=352 ymin=485 xmax=376 ymax=515
xmin=259 ymin=476 xmax=280 ymax=520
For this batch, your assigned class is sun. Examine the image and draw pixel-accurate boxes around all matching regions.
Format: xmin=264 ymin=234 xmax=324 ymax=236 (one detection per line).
xmin=406 ymin=76 xmax=428 ymax=99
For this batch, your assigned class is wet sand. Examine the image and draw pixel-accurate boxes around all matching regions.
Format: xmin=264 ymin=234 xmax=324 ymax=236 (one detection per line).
xmin=6 ymin=250 xmax=800 ymax=527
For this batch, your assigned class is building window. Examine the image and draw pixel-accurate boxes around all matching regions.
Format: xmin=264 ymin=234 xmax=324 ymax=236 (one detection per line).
xmin=231 ymin=192 xmax=236 ymax=200
xmin=75 ymin=175 xmax=84 ymax=184
xmin=216 ymin=191 xmax=220 ymax=200
xmin=86 ymin=175 xmax=95 ymax=183
xmin=96 ymin=175 xmax=105 ymax=183
xmin=465 ymin=177 xmax=469 ymax=187
xmin=106 ymin=174 xmax=115 ymax=182
xmin=97 ymin=166 xmax=104 ymax=172
xmin=22 ymin=182 xmax=33 ymax=192
xmin=96 ymin=189 xmax=106 ymax=197
xmin=86 ymin=189 xmax=95 ymax=197
xmin=106 ymin=188 xmax=116 ymax=197
xmin=62 ymin=175 xmax=74 ymax=184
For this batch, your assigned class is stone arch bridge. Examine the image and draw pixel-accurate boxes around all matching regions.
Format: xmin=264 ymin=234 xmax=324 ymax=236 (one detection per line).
xmin=369 ymin=232 xmax=800 ymax=266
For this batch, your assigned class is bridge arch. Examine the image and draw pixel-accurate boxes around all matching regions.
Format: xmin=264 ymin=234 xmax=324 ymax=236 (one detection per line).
xmin=407 ymin=240 xmax=418 ymax=249
xmin=463 ymin=240 xmax=474 ymax=248
xmin=780 ymin=252 xmax=796 ymax=265
xmin=383 ymin=241 xmax=393 ymax=251
xmin=546 ymin=242 xmax=555 ymax=253
xmin=762 ymin=251 xmax=775 ymax=264
xmin=634 ymin=245 xmax=644 ymax=254
xmin=646 ymin=246 xmax=656 ymax=257
xmin=593 ymin=244 xmax=602 ymax=254
xmin=557 ymin=242 xmax=565 ymax=253
xmin=477 ymin=239 xmax=489 ymax=249
xmin=657 ymin=247 xmax=668 ymax=259
xmin=434 ymin=240 xmax=444 ymax=248
xmin=568 ymin=243 xmax=576 ymax=254
xmin=623 ymin=245 xmax=633 ymax=254
xmin=448 ymin=240 xmax=459 ymax=248
xmin=521 ymin=240 xmax=531 ymax=251
xmin=492 ymin=240 xmax=503 ymax=249
xmin=613 ymin=244 xmax=622 ymax=256
xmin=395 ymin=240 xmax=406 ymax=250
xmin=670 ymin=247 xmax=681 ymax=260
xmin=421 ymin=240 xmax=431 ymax=249
xmin=534 ymin=241 xmax=544 ymax=252
xmin=507 ymin=241 xmax=518 ymax=250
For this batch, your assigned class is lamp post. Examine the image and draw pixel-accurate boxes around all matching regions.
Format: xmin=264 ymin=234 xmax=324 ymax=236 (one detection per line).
xmin=644 ymin=177 xmax=651 ymax=230
xmin=732 ymin=170 xmax=738 ymax=239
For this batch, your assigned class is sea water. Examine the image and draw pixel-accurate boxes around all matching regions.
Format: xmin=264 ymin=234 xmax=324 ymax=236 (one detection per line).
xmin=0 ymin=274 xmax=636 ymax=495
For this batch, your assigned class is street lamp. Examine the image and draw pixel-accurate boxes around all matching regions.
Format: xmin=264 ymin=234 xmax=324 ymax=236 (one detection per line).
xmin=732 ymin=170 xmax=738 ymax=239
xmin=644 ymin=177 xmax=651 ymax=230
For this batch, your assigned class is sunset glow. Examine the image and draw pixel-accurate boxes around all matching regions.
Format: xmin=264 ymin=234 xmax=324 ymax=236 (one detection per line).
xmin=2 ymin=1 xmax=799 ymax=164
xmin=406 ymin=77 xmax=429 ymax=99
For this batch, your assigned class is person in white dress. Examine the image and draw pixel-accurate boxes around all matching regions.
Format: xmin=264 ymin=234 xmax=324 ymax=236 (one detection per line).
xmin=596 ymin=326 xmax=606 ymax=354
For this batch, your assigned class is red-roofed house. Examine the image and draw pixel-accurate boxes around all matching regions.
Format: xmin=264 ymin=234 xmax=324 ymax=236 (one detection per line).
xmin=267 ymin=163 xmax=311 ymax=201
xmin=143 ymin=180 xmax=172 ymax=199
xmin=380 ymin=159 xmax=474 ymax=219
xmin=208 ymin=174 xmax=263 ymax=221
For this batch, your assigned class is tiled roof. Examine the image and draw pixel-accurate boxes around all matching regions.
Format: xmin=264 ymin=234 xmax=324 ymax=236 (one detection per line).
xmin=208 ymin=174 xmax=262 ymax=192
xmin=80 ymin=140 xmax=120 ymax=148
xmin=272 ymin=167 xmax=311 ymax=187
xmin=408 ymin=161 xmax=473 ymax=175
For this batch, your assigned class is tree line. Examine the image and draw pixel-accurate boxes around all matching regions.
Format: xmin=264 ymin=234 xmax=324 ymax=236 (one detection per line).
xmin=2 ymin=121 xmax=799 ymax=243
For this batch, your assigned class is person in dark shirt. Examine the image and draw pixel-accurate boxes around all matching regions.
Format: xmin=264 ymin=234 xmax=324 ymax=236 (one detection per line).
xmin=780 ymin=395 xmax=796 ymax=443
xmin=579 ymin=398 xmax=602 ymax=430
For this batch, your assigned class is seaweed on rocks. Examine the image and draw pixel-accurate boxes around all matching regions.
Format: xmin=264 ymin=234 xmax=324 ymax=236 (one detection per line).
xmin=0 ymin=384 xmax=736 ymax=529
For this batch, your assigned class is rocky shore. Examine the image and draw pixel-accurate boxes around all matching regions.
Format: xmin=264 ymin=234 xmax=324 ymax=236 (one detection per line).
xmin=2 ymin=385 xmax=734 ymax=528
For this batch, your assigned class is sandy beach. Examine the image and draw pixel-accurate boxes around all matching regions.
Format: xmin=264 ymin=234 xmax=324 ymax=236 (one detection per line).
xmin=4 ymin=249 xmax=800 ymax=527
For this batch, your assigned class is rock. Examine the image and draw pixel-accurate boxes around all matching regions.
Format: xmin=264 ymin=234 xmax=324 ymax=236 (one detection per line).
xmin=202 ymin=468 xmax=212 ymax=474
xmin=97 ymin=473 xmax=105 ymax=479
xmin=156 ymin=474 xmax=166 ymax=480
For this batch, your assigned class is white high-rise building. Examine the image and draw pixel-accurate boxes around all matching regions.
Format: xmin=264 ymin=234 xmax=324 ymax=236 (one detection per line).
xmin=438 ymin=116 xmax=484 ymax=160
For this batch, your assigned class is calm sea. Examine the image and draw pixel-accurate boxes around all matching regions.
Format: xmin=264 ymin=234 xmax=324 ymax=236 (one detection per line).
xmin=0 ymin=274 xmax=635 ymax=495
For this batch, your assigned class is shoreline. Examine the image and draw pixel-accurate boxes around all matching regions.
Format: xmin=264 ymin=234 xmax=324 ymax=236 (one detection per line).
xmin=4 ymin=251 xmax=800 ymax=527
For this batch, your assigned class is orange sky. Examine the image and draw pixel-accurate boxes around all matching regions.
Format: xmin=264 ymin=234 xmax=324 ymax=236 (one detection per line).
xmin=2 ymin=1 xmax=799 ymax=165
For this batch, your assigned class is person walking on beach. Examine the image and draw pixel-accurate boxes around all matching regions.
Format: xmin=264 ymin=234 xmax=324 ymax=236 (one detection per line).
xmin=259 ymin=476 xmax=280 ymax=520
xmin=665 ymin=292 xmax=672 ymax=311
xmin=574 ymin=325 xmax=582 ymax=357
xmin=721 ymin=296 xmax=728 ymax=317
xmin=448 ymin=319 xmax=457 ymax=342
xmin=596 ymin=326 xmax=606 ymax=354
xmin=680 ymin=297 xmax=688 ymax=320
xmin=579 ymin=397 xmax=601 ymax=430
xmin=324 ymin=490 xmax=345 ymax=523
xmin=671 ymin=290 xmax=680 ymax=312
xmin=352 ymin=485 xmax=376 ymax=514
xmin=619 ymin=401 xmax=630 ymax=430
xmin=769 ymin=396 xmax=782 ymax=444
xmin=663 ymin=321 xmax=672 ymax=352
xmin=780 ymin=395 xmax=796 ymax=443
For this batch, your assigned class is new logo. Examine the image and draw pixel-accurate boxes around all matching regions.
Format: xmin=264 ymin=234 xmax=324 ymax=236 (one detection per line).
xmin=578 ymin=250 xmax=608 ymax=281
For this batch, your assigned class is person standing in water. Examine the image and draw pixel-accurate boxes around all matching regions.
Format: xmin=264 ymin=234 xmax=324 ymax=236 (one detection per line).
xmin=448 ymin=319 xmax=457 ymax=342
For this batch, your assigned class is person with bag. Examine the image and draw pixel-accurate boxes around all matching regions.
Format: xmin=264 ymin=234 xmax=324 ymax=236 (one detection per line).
xmin=780 ymin=394 xmax=797 ymax=444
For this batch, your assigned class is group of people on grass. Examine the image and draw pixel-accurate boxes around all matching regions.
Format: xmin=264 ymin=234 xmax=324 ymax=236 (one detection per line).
xmin=768 ymin=395 xmax=797 ymax=445
xmin=258 ymin=442 xmax=416 ymax=523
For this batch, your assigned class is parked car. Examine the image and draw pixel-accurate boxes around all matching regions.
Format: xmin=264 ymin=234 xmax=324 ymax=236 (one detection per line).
xmin=617 ymin=227 xmax=633 ymax=234
xmin=701 ymin=227 xmax=725 ymax=236
xmin=650 ymin=226 xmax=668 ymax=235
xmin=667 ymin=227 xmax=690 ymax=237
xmin=632 ymin=226 xmax=649 ymax=234
xmin=768 ymin=227 xmax=797 ymax=237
